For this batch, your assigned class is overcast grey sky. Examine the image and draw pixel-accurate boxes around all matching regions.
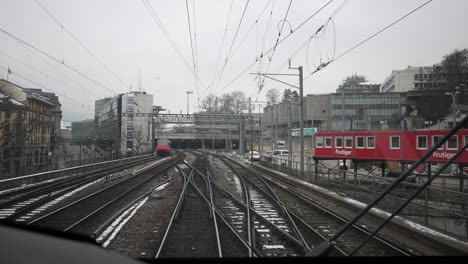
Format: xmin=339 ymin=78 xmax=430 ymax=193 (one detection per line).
xmin=1 ymin=0 xmax=467 ymax=122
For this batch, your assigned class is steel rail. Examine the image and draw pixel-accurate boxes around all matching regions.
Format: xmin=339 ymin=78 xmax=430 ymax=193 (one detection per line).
xmin=27 ymin=157 xmax=177 ymax=230
xmin=155 ymin=163 xmax=192 ymax=258
xmin=184 ymin=160 xmax=256 ymax=257
xmin=220 ymin=156 xmax=310 ymax=253
xmin=0 ymin=156 xmax=156 ymax=206
xmin=92 ymin=178 xmax=173 ymax=241
xmin=250 ymin=164 xmax=411 ymax=256
xmin=186 ymin=159 xmax=306 ymax=255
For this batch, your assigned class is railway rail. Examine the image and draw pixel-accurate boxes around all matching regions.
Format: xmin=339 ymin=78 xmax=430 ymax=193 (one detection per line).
xmin=218 ymin=153 xmax=412 ymax=256
xmin=25 ymin=156 xmax=178 ymax=234
xmin=0 ymin=156 xmax=158 ymax=222
xmin=155 ymin=154 xmax=255 ymax=258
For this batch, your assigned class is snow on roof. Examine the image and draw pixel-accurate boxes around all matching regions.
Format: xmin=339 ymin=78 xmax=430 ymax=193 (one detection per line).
xmin=0 ymin=92 xmax=26 ymax=107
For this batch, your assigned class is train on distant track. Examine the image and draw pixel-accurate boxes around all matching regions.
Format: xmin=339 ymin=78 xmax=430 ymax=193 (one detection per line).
xmin=313 ymin=129 xmax=468 ymax=164
xmin=155 ymin=137 xmax=171 ymax=156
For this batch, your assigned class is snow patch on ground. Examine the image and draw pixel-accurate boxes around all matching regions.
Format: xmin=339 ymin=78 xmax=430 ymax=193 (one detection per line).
xmin=256 ymin=163 xmax=468 ymax=250
xmin=98 ymin=197 xmax=149 ymax=247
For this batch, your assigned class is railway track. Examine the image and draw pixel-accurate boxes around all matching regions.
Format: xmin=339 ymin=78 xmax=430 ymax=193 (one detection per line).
xmin=156 ymin=157 xmax=252 ymax=258
xmin=25 ymin=156 xmax=178 ymax=234
xmin=218 ymin=154 xmax=412 ymax=256
xmin=188 ymin=153 xmax=307 ymax=257
xmin=0 ymin=156 xmax=157 ymax=221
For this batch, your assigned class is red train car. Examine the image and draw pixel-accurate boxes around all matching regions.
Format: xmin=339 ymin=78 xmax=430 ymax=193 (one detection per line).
xmin=156 ymin=138 xmax=171 ymax=157
xmin=313 ymin=129 xmax=468 ymax=164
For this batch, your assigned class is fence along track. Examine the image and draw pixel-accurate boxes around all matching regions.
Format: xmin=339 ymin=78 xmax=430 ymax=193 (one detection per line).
xmin=26 ymin=157 xmax=177 ymax=232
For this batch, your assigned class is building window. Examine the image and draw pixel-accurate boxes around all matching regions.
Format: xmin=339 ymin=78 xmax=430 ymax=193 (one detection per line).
xmin=345 ymin=137 xmax=353 ymax=148
xmin=417 ymin=135 xmax=427 ymax=149
xmin=325 ymin=137 xmax=332 ymax=148
xmin=335 ymin=137 xmax=343 ymax=148
xmin=316 ymin=137 xmax=323 ymax=148
xmin=390 ymin=136 xmax=400 ymax=149
xmin=446 ymin=136 xmax=458 ymax=150
xmin=356 ymin=136 xmax=365 ymax=148
xmin=414 ymin=74 xmax=419 ymax=80
xmin=367 ymin=136 xmax=375 ymax=149
xmin=432 ymin=135 xmax=444 ymax=150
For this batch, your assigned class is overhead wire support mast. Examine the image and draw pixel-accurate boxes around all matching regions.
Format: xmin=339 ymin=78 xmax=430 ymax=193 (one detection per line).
xmin=249 ymin=61 xmax=304 ymax=176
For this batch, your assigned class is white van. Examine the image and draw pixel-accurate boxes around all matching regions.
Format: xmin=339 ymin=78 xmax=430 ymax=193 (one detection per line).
xmin=272 ymin=149 xmax=289 ymax=156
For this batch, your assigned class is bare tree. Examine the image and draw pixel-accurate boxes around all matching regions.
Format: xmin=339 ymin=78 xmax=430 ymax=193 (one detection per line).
xmin=220 ymin=93 xmax=234 ymax=113
xmin=231 ymin=91 xmax=247 ymax=114
xmin=132 ymin=125 xmax=145 ymax=155
xmin=266 ymin=89 xmax=280 ymax=105
xmin=201 ymin=93 xmax=216 ymax=113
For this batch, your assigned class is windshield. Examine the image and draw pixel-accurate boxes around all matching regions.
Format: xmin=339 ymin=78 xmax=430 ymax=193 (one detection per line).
xmin=1 ymin=0 xmax=468 ymax=261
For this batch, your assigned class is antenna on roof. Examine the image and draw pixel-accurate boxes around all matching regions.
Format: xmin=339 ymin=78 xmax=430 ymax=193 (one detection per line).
xmin=138 ymin=70 xmax=142 ymax=92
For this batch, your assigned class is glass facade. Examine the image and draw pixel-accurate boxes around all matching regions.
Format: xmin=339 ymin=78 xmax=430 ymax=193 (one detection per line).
xmin=330 ymin=92 xmax=402 ymax=131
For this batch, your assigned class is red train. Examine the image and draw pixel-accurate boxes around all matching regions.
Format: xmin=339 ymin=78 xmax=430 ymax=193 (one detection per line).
xmin=155 ymin=137 xmax=171 ymax=156
xmin=313 ymin=129 xmax=468 ymax=164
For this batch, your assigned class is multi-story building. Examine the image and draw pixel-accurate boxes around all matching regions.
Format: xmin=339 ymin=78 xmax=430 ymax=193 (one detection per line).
xmin=380 ymin=66 xmax=468 ymax=129
xmin=96 ymin=91 xmax=154 ymax=156
xmin=0 ymin=80 xmax=60 ymax=177
xmin=72 ymin=119 xmax=95 ymax=140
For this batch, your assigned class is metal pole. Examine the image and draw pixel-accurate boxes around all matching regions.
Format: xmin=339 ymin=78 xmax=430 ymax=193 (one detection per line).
xmin=342 ymin=87 xmax=345 ymax=131
xmin=288 ymin=103 xmax=292 ymax=169
xmin=453 ymin=92 xmax=456 ymax=128
xmin=249 ymin=97 xmax=253 ymax=162
xmin=299 ymin=66 xmax=304 ymax=175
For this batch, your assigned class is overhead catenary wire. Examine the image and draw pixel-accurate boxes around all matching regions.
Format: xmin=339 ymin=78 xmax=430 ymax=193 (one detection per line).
xmin=215 ymin=0 xmax=334 ymax=96
xmin=141 ymin=0 xmax=208 ymax=89
xmin=0 ymin=27 xmax=118 ymax=96
xmin=257 ymin=0 xmax=293 ymax=94
xmin=185 ymin=0 xmax=200 ymax=102
xmin=0 ymin=64 xmax=90 ymax=109
xmin=304 ymin=0 xmax=433 ymax=79
xmin=34 ymin=0 xmax=127 ymax=92
xmin=6 ymin=35 xmax=96 ymax=97
xmin=0 ymin=49 xmax=96 ymax=98
xmin=213 ymin=0 xmax=251 ymax=95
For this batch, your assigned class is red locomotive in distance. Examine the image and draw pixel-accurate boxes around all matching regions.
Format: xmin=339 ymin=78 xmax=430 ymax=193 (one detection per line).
xmin=155 ymin=137 xmax=171 ymax=157
xmin=313 ymin=129 xmax=468 ymax=164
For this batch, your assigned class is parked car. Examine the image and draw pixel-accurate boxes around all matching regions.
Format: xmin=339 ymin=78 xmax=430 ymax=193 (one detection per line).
xmin=245 ymin=151 xmax=260 ymax=161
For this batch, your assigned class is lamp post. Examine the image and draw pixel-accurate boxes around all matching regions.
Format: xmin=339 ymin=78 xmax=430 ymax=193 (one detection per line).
xmin=445 ymin=86 xmax=460 ymax=128
xmin=186 ymin=91 xmax=193 ymax=115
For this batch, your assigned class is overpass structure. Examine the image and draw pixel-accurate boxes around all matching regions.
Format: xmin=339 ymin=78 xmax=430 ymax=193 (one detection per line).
xmin=122 ymin=113 xmax=259 ymax=152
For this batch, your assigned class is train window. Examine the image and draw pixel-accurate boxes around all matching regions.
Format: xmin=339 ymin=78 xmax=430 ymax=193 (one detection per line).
xmin=344 ymin=137 xmax=353 ymax=148
xmin=464 ymin=135 xmax=468 ymax=150
xmin=356 ymin=136 xmax=364 ymax=148
xmin=390 ymin=136 xmax=400 ymax=149
xmin=335 ymin=137 xmax=343 ymax=148
xmin=432 ymin=135 xmax=444 ymax=150
xmin=417 ymin=136 xmax=427 ymax=149
xmin=446 ymin=136 xmax=458 ymax=150
xmin=366 ymin=136 xmax=375 ymax=149
xmin=316 ymin=137 xmax=323 ymax=148
xmin=325 ymin=137 xmax=332 ymax=148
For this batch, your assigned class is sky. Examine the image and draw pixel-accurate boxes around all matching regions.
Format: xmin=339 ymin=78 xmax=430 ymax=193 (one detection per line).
xmin=0 ymin=0 xmax=467 ymax=122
